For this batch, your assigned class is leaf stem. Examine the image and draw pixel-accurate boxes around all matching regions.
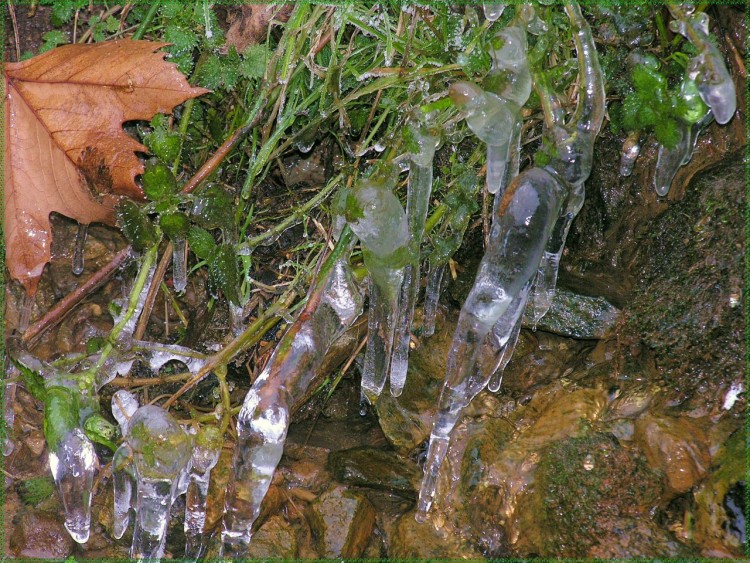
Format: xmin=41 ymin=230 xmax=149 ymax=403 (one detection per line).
xmin=131 ymin=2 xmax=159 ymax=41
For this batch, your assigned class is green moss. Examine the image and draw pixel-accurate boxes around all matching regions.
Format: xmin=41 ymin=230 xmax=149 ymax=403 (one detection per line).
xmin=18 ymin=477 xmax=56 ymax=506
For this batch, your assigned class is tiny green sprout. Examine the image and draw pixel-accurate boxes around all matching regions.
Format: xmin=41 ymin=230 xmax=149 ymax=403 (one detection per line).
xmin=142 ymin=160 xmax=179 ymax=202
xmin=83 ymin=414 xmax=119 ymax=452
xmin=420 ymin=96 xmax=453 ymax=115
xmin=160 ymin=212 xmax=191 ymax=241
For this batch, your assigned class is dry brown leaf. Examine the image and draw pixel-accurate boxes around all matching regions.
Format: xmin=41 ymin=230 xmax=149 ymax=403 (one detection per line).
xmin=4 ymin=40 xmax=208 ymax=295
xmin=224 ymin=3 xmax=292 ymax=54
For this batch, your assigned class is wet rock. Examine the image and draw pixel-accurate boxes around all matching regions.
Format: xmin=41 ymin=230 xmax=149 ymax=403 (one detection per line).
xmin=635 ymin=413 xmax=709 ymax=495
xmin=305 ymin=484 xmax=376 ymax=558
xmin=522 ymin=288 xmax=620 ymax=339
xmin=693 ymin=429 xmax=746 ymax=557
xmin=280 ymin=443 xmax=330 ymax=494
xmin=389 ymin=511 xmax=483 ymax=559
xmin=10 ymin=511 xmax=75 ymax=559
xmin=522 ymin=431 xmax=677 ymax=558
xmin=246 ymin=515 xmax=298 ymax=559
xmin=328 ymin=447 xmax=421 ymax=498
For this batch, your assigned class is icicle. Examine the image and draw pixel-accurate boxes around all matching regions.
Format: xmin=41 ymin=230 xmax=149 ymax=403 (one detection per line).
xmin=4 ymin=374 xmax=18 ymax=456
xmin=113 ymin=444 xmax=135 ymax=540
xmin=417 ymin=1 xmax=605 ymax=521
xmin=620 ymin=131 xmax=641 ymax=176
xmin=127 ymin=406 xmax=192 ymax=561
xmin=48 ymin=428 xmax=99 ymax=543
xmin=422 ymin=262 xmax=446 ymax=337
xmin=346 ymin=165 xmax=409 ymax=406
xmin=391 ymin=124 xmax=439 ymax=397
xmin=184 ymin=426 xmax=222 ymax=560
xmin=172 ymin=237 xmax=188 ymax=293
xmin=222 ymin=246 xmax=363 ymax=557
xmin=654 ymin=120 xmax=692 ymax=197
xmin=229 ymin=302 xmax=246 ymax=337
xmin=668 ymin=6 xmax=737 ymax=125
xmin=72 ymin=223 xmax=88 ymax=276
xmin=483 ymin=1 xmax=505 ymax=22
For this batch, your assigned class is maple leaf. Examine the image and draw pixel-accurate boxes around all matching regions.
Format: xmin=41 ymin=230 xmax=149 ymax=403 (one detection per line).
xmin=4 ymin=40 xmax=208 ymax=295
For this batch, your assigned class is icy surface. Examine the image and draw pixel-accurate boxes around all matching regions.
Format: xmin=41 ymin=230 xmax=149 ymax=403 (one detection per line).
xmin=112 ymin=389 xmax=139 ymax=433
xmin=422 ymin=263 xmax=446 ymax=337
xmin=620 ymin=131 xmax=641 ymax=177
xmin=653 ymin=113 xmax=711 ymax=197
xmin=49 ymin=428 xmax=99 ymax=543
xmin=417 ymin=2 xmax=605 ymax=520
xmin=222 ymin=252 xmax=363 ymax=556
xmin=483 ymin=2 xmax=505 ymax=22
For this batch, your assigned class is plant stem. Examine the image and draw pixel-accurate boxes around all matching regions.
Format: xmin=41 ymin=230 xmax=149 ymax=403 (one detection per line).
xmin=131 ymin=2 xmax=159 ymax=40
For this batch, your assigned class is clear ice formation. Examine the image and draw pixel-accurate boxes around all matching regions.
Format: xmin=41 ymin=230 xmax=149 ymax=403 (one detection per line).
xmin=620 ymin=131 xmax=641 ymax=177
xmin=653 ymin=111 xmax=712 ymax=197
xmin=113 ymin=403 xmax=192 ymax=561
xmin=390 ymin=124 xmax=439 ymax=397
xmin=668 ymin=4 xmax=737 ymax=125
xmin=222 ymin=243 xmax=363 ymax=557
xmin=346 ymin=165 xmax=410 ymax=407
xmin=184 ymin=426 xmax=222 ymax=560
xmin=416 ymin=1 xmax=605 ymax=521
xmin=48 ymin=427 xmax=99 ymax=543
xmin=483 ymin=1 xmax=505 ymax=22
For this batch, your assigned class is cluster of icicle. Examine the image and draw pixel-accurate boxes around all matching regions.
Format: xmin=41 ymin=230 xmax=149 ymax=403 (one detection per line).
xmin=7 ymin=254 xmax=228 ymax=561
xmin=620 ymin=4 xmax=737 ymax=195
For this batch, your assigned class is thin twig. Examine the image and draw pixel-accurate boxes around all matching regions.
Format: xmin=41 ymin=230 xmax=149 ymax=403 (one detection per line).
xmin=22 ymin=247 xmax=131 ymax=345
xmin=8 ymin=1 xmax=20 ymax=62
xmin=78 ymin=5 xmax=123 ymax=44
xmin=133 ymin=242 xmax=173 ymax=342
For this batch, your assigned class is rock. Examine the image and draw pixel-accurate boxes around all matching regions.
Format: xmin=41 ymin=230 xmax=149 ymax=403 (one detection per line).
xmin=635 ymin=414 xmax=710 ymax=495
xmin=246 ymin=515 xmax=298 ymax=559
xmin=10 ymin=511 xmax=75 ymax=559
xmin=523 ymin=288 xmax=620 ymax=339
xmin=305 ymin=485 xmax=376 ymax=558
xmin=280 ymin=443 xmax=330 ymax=494
xmin=389 ymin=511 xmax=483 ymax=559
xmin=328 ymin=447 xmax=421 ymax=498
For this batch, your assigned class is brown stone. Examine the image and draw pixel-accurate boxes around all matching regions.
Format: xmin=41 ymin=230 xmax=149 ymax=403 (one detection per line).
xmin=305 ymin=485 xmax=376 ymax=558
xmin=10 ymin=511 xmax=75 ymax=559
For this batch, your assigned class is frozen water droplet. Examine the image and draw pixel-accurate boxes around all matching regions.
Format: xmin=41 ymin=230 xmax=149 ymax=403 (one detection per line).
xmin=112 ymin=390 xmax=139 ymax=433
xmin=583 ymin=453 xmax=594 ymax=471
xmin=482 ymin=2 xmax=505 ymax=21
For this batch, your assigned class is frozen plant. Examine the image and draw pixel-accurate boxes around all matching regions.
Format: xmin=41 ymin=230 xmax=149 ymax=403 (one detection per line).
xmin=416 ymin=0 xmax=605 ymax=521
xmin=221 ymin=232 xmax=363 ymax=557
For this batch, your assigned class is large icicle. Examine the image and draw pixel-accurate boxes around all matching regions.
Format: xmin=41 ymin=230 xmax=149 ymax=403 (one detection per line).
xmin=417 ymin=1 xmax=605 ymax=521
xmin=390 ymin=124 xmax=439 ymax=397
xmin=222 ymin=235 xmax=363 ymax=557
xmin=346 ymin=165 xmax=410 ymax=406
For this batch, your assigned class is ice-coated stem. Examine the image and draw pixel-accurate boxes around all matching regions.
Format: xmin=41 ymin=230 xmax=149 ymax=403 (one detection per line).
xmin=172 ymin=237 xmax=187 ymax=293
xmin=222 ymin=231 xmax=362 ymax=556
xmin=48 ymin=428 xmax=99 ymax=543
xmin=72 ymin=223 xmax=89 ymax=276
xmin=4 ymin=377 xmax=18 ymax=456
xmin=390 ymin=124 xmax=438 ymax=397
xmin=422 ymin=262 xmax=446 ymax=337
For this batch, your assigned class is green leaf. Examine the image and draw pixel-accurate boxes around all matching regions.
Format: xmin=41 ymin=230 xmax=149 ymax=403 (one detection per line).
xmin=164 ymin=25 xmax=199 ymax=53
xmin=83 ymin=414 xmax=118 ymax=452
xmin=142 ymin=160 xmax=179 ymax=201
xmin=191 ymin=185 xmax=235 ymax=234
xmin=208 ymin=244 xmax=241 ymax=305
xmin=43 ymin=387 xmax=79 ymax=451
xmin=143 ymin=115 xmax=182 ymax=165
xmin=160 ymin=212 xmax=191 ymax=240
xmin=187 ymin=227 xmax=216 ymax=260
xmin=240 ymin=44 xmax=271 ymax=79
xmin=12 ymin=358 xmax=47 ymax=403
xmin=39 ymin=31 xmax=68 ymax=54
xmin=116 ymin=200 xmax=158 ymax=253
